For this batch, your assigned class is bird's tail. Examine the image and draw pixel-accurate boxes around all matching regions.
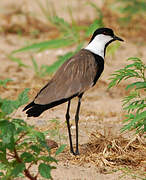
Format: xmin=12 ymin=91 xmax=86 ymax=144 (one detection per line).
xmin=23 ymin=101 xmax=48 ymax=117
xmin=23 ymin=94 xmax=78 ymax=117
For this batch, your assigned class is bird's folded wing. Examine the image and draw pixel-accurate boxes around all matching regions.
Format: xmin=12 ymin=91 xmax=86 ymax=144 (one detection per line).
xmin=34 ymin=49 xmax=98 ymax=105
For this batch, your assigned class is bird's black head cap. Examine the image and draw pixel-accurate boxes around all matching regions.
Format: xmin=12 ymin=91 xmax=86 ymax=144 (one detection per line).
xmin=90 ymin=27 xmax=124 ymax=43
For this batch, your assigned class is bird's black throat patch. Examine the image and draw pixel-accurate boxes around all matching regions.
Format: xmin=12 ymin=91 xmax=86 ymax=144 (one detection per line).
xmin=92 ymin=53 xmax=104 ymax=86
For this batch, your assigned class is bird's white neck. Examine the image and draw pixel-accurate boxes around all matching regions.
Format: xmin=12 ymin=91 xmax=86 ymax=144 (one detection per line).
xmin=84 ymin=34 xmax=113 ymax=59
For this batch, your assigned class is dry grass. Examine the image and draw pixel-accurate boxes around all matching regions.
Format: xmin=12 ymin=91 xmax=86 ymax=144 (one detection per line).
xmin=1 ymin=77 xmax=145 ymax=175
xmin=59 ymin=130 xmax=146 ymax=173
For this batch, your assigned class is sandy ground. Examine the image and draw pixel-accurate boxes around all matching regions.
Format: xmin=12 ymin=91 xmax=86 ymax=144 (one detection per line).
xmin=0 ymin=0 xmax=146 ymax=180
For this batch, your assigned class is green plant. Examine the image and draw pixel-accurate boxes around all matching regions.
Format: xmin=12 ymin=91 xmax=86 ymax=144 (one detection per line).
xmin=23 ymin=42 xmax=83 ymax=78
xmin=41 ymin=51 xmax=74 ymax=76
xmin=106 ymin=41 xmax=121 ymax=57
xmin=10 ymin=2 xmax=123 ymax=78
xmin=30 ymin=56 xmax=45 ymax=77
xmin=0 ymin=79 xmax=12 ymax=88
xmin=12 ymin=38 xmax=75 ymax=54
xmin=0 ymin=86 xmax=66 ymax=179
xmin=85 ymin=2 xmax=104 ymax=36
xmin=11 ymin=1 xmax=105 ymax=54
xmin=9 ymin=1 xmax=106 ymax=76
xmin=108 ymin=57 xmax=146 ymax=134
xmin=10 ymin=18 xmax=104 ymax=76
xmin=8 ymin=55 xmax=29 ymax=68
xmin=36 ymin=0 xmax=87 ymax=42
xmin=36 ymin=0 xmax=57 ymax=22
xmin=40 ymin=43 xmax=83 ymax=76
xmin=113 ymin=0 xmax=146 ymax=24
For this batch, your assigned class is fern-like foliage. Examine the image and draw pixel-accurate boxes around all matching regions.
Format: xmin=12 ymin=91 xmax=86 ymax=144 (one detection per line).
xmin=113 ymin=0 xmax=146 ymax=24
xmin=109 ymin=57 xmax=146 ymax=134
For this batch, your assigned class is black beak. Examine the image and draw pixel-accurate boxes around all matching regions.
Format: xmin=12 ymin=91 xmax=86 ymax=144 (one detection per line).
xmin=113 ymin=35 xmax=124 ymax=42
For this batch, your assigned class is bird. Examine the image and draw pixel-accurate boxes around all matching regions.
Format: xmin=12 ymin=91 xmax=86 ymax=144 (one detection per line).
xmin=23 ymin=27 xmax=124 ymax=155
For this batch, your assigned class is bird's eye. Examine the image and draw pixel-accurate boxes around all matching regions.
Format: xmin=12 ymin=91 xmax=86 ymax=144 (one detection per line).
xmin=103 ymin=31 xmax=108 ymax=35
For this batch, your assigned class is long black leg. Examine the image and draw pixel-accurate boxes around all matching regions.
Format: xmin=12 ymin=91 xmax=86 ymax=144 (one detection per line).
xmin=66 ymin=100 xmax=74 ymax=154
xmin=74 ymin=94 xmax=83 ymax=155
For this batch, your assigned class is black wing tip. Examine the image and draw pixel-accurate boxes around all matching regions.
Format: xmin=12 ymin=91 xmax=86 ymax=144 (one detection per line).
xmin=26 ymin=107 xmax=45 ymax=117
xmin=26 ymin=113 xmax=33 ymax=117
xmin=24 ymin=102 xmax=46 ymax=117
xmin=23 ymin=101 xmax=35 ymax=112
xmin=26 ymin=109 xmax=41 ymax=117
xmin=23 ymin=101 xmax=40 ymax=117
xmin=23 ymin=95 xmax=77 ymax=117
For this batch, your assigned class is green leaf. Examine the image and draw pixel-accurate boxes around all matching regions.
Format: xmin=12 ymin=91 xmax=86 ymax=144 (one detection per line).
xmin=74 ymin=42 xmax=84 ymax=53
xmin=39 ymin=156 xmax=58 ymax=163
xmin=128 ymin=57 xmax=142 ymax=62
xmin=122 ymin=111 xmax=146 ymax=132
xmin=11 ymin=118 xmax=28 ymax=137
xmin=0 ymin=120 xmax=15 ymax=149
xmin=0 ymin=153 xmax=7 ymax=163
xmin=41 ymin=52 xmax=73 ymax=75
xmin=39 ymin=140 xmax=51 ymax=153
xmin=8 ymin=55 xmax=29 ymax=68
xmin=50 ymin=16 xmax=70 ymax=31
xmin=108 ymin=57 xmax=146 ymax=90
xmin=20 ymin=152 xmax=35 ymax=163
xmin=12 ymin=39 xmax=75 ymax=54
xmin=0 ymin=163 xmax=6 ymax=170
xmin=30 ymin=145 xmax=41 ymax=154
xmin=1 ymin=89 xmax=29 ymax=115
xmin=40 ymin=43 xmax=83 ymax=76
xmin=11 ymin=163 xmax=25 ymax=177
xmin=86 ymin=2 xmax=104 ymax=20
xmin=38 ymin=163 xmax=51 ymax=179
xmin=134 ymin=111 xmax=146 ymax=122
xmin=0 ymin=141 xmax=6 ymax=152
xmin=33 ymin=131 xmax=45 ymax=141
xmin=50 ymin=16 xmax=79 ymax=42
xmin=126 ymin=82 xmax=146 ymax=90
xmin=55 ymin=144 xmax=66 ymax=156
xmin=1 ymin=100 xmax=17 ymax=114
xmin=17 ymin=88 xmax=30 ymax=107
xmin=109 ymin=56 xmax=146 ymax=134
xmin=0 ymin=79 xmax=12 ymax=88
xmin=31 ymin=56 xmax=39 ymax=75
xmin=85 ymin=19 xmax=102 ymax=37
xmin=0 ymin=172 xmax=4 ymax=176
xmin=124 ymin=104 xmax=146 ymax=112
xmin=107 ymin=42 xmax=120 ymax=56
xmin=12 ymin=118 xmax=27 ymax=127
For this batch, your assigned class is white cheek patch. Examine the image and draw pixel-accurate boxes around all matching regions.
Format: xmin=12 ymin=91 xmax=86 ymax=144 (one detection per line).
xmin=85 ymin=34 xmax=113 ymax=59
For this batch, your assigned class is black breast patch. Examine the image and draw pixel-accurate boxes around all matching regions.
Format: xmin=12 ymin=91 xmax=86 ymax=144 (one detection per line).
xmin=92 ymin=53 xmax=104 ymax=86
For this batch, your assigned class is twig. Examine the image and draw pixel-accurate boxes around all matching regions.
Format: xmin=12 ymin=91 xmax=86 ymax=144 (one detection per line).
xmin=14 ymin=148 xmax=37 ymax=180
xmin=15 ymin=132 xmax=27 ymax=144
xmin=28 ymin=162 xmax=34 ymax=170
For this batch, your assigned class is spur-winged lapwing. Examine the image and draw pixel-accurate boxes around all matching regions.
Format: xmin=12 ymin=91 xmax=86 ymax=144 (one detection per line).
xmin=23 ymin=27 xmax=124 ymax=155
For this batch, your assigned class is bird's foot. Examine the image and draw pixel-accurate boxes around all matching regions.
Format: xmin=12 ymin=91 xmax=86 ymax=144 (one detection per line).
xmin=70 ymin=149 xmax=79 ymax=156
xmin=74 ymin=151 xmax=79 ymax=156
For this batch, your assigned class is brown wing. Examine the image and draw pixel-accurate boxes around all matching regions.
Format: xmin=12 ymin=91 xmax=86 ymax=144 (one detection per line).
xmin=34 ymin=49 xmax=98 ymax=105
